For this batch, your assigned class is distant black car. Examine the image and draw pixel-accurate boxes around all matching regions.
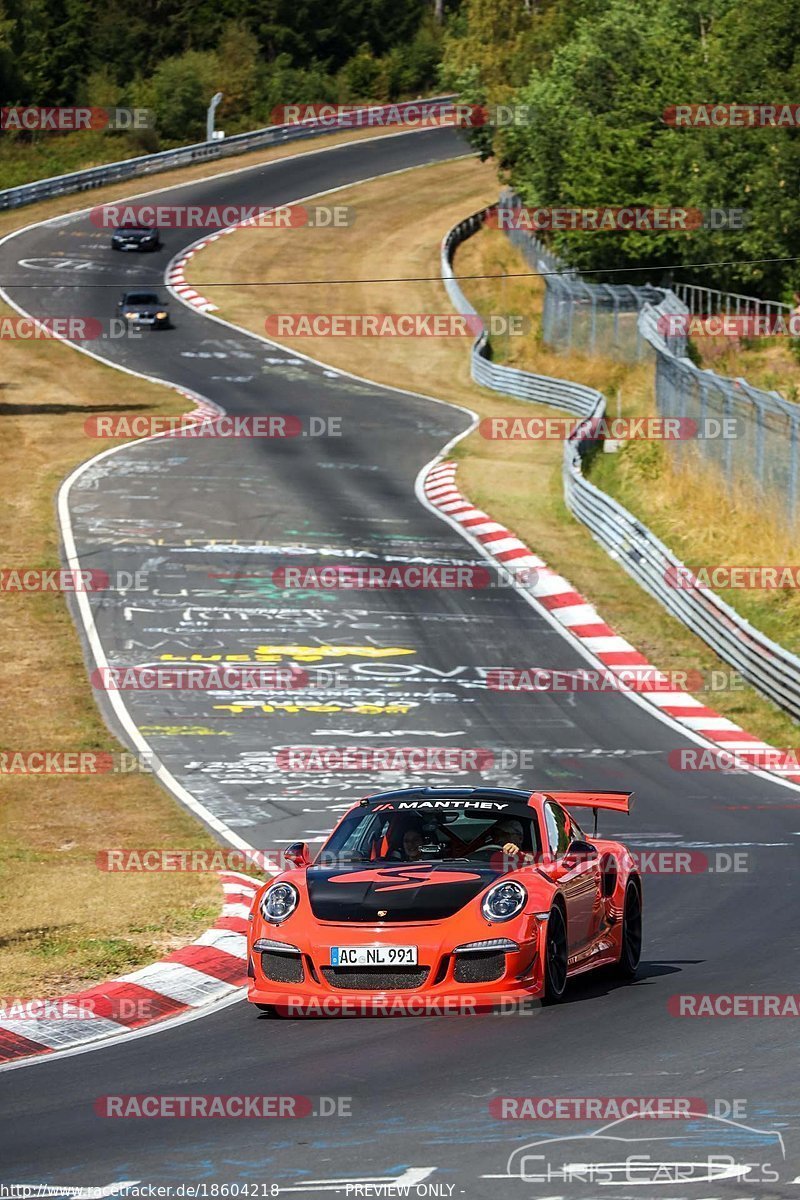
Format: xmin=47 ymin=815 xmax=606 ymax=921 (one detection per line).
xmin=117 ymin=291 xmax=171 ymax=329
xmin=111 ymin=224 xmax=161 ymax=252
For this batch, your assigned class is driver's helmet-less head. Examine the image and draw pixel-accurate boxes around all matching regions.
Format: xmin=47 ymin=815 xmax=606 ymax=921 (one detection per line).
xmin=494 ymin=818 xmax=525 ymax=846
xmin=386 ymin=813 xmax=426 ymax=855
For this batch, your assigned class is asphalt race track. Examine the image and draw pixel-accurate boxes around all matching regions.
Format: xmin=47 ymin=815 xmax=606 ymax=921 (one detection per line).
xmin=1 ymin=126 xmax=799 ymax=1197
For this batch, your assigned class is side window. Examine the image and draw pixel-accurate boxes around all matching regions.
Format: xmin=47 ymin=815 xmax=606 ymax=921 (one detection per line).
xmin=544 ymin=802 xmax=571 ymax=857
xmin=568 ymin=813 xmax=585 ymax=841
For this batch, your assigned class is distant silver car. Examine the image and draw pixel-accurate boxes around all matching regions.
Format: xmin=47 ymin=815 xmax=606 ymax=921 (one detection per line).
xmin=116 ymin=291 xmax=171 ymax=329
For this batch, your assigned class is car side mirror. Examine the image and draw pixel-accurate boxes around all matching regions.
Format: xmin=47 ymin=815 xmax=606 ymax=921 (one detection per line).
xmin=284 ymin=841 xmax=311 ymax=869
xmin=563 ymin=840 xmax=599 ymax=869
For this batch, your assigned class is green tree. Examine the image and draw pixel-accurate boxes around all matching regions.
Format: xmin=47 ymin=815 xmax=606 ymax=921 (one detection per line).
xmin=133 ymin=50 xmax=221 ymax=142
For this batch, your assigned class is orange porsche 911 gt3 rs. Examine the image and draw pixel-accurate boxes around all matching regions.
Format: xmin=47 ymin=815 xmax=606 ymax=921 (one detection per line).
xmin=246 ymin=786 xmax=642 ymax=1016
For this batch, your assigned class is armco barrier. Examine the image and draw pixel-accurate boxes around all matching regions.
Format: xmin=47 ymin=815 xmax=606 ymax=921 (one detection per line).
xmin=441 ymin=211 xmax=604 ymax=419
xmin=640 ymin=292 xmax=800 ymax=519
xmin=498 ymin=192 xmax=665 ymax=363
xmin=0 ymin=97 xmax=456 ymax=212
xmin=442 ymin=206 xmax=800 ymax=721
xmin=497 ymin=194 xmax=800 ymax=518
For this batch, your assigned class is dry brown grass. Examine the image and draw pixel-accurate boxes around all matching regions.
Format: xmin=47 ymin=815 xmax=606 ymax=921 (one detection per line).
xmin=692 ymin=331 xmax=800 ymax=402
xmin=188 ymin=155 xmax=800 ymax=747
xmin=592 ymin=440 xmax=800 ymax=653
xmin=0 ymin=313 xmax=227 ymax=996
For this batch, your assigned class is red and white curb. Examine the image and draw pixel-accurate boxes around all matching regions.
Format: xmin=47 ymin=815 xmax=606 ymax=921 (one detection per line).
xmin=177 ymin=384 xmax=223 ymax=424
xmin=167 ymin=223 xmax=250 ymax=313
xmin=0 ymin=872 xmax=260 ymax=1065
xmin=423 ymin=460 xmax=800 ymax=784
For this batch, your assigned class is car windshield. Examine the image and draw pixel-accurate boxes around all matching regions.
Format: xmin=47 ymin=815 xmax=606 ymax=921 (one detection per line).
xmin=118 ymin=225 xmax=152 ymax=232
xmin=319 ymin=804 xmax=541 ymax=865
xmin=125 ymin=293 xmax=160 ymax=305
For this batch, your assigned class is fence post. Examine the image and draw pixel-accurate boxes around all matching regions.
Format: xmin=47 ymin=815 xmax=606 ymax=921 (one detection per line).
xmin=790 ymin=416 xmax=799 ymax=521
xmin=723 ymin=389 xmax=735 ymax=489
xmin=754 ymin=399 xmax=765 ymax=494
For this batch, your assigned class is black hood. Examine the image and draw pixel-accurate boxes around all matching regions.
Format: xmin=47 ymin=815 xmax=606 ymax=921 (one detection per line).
xmin=123 ymin=300 xmax=163 ymax=316
xmin=114 ymin=229 xmax=155 ymax=240
xmin=306 ymin=862 xmax=500 ymax=923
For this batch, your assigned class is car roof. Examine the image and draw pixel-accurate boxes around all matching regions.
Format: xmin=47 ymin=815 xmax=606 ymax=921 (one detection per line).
xmin=363 ymin=786 xmax=534 ymax=803
xmin=357 ymin=786 xmax=539 ymax=815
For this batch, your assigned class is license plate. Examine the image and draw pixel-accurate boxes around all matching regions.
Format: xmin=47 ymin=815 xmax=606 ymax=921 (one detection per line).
xmin=330 ymin=945 xmax=417 ymax=966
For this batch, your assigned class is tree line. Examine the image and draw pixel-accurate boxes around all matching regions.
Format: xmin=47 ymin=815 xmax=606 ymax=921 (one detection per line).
xmin=0 ymin=0 xmax=455 ymax=147
xmin=443 ymin=0 xmax=800 ymax=301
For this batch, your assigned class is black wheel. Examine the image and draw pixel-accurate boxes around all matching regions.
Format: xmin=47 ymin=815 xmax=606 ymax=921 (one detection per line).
xmin=543 ymin=904 xmax=568 ymax=1002
xmin=616 ymin=879 xmax=642 ymax=978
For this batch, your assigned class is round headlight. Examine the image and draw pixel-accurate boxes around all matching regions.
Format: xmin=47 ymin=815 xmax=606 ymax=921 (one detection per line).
xmin=481 ymin=881 xmax=527 ymax=923
xmin=260 ymin=882 xmax=298 ymax=923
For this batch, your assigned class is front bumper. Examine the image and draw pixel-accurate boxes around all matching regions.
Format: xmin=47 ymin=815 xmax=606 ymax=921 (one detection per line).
xmin=247 ymin=922 xmax=544 ymax=1015
xmin=112 ymin=240 xmax=159 ymax=251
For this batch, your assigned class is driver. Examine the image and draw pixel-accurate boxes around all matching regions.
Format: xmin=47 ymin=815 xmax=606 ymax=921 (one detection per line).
xmin=468 ymin=817 xmax=535 ymax=866
xmin=385 ymin=814 xmax=425 ymax=862
xmin=492 ymin=818 xmax=527 ymax=857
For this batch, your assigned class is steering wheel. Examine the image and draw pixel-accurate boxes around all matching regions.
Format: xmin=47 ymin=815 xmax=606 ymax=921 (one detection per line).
xmin=467 ymin=842 xmax=506 ymax=860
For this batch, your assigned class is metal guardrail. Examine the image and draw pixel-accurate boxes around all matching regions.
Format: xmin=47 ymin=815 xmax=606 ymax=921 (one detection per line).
xmin=674 ymin=281 xmax=793 ymax=321
xmin=441 ymin=211 xmax=604 ymax=419
xmin=639 ymin=294 xmax=800 ymax=517
xmin=496 ymin=197 xmax=800 ymax=517
xmin=442 ymin=206 xmax=800 ymax=721
xmin=0 ymin=97 xmax=456 ymax=212
xmin=497 ymin=193 xmax=666 ymax=362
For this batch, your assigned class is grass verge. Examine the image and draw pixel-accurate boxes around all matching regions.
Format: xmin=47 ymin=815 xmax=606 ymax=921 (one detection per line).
xmin=0 ymin=317 xmax=226 ymax=996
xmin=188 ymin=154 xmax=800 ymax=749
xmin=691 ymin=328 xmax=800 ymax=402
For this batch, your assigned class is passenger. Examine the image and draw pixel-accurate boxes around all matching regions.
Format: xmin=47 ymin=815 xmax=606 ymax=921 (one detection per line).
xmin=386 ymin=815 xmax=425 ymax=862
